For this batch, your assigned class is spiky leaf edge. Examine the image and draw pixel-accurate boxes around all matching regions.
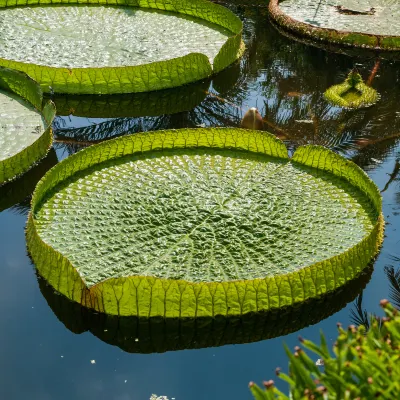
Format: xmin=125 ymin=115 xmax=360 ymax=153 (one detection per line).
xmin=26 ymin=128 xmax=384 ymax=317
xmin=0 ymin=0 xmax=243 ymax=94
xmin=0 ymin=67 xmax=55 ymax=184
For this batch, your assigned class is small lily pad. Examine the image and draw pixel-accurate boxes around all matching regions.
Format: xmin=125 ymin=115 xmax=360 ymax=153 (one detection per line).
xmin=324 ymin=71 xmax=380 ymax=109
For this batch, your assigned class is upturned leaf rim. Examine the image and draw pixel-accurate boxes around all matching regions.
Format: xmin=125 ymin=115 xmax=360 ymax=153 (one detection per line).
xmin=26 ymin=128 xmax=384 ymax=318
xmin=269 ymin=0 xmax=400 ymax=51
xmin=0 ymin=0 xmax=243 ymax=94
xmin=0 ymin=67 xmax=55 ymax=185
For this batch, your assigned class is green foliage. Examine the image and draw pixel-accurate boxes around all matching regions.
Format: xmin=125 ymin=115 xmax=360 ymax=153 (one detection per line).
xmin=27 ymin=128 xmax=383 ymax=317
xmin=324 ymin=71 xmax=380 ymax=109
xmin=0 ymin=0 xmax=243 ymax=94
xmin=0 ymin=67 xmax=55 ymax=184
xmin=249 ymin=301 xmax=400 ymax=399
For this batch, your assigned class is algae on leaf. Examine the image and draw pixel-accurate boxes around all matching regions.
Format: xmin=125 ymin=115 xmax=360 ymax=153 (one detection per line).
xmin=0 ymin=67 xmax=55 ymax=184
xmin=269 ymin=0 xmax=400 ymax=50
xmin=324 ymin=71 xmax=379 ymax=109
xmin=27 ymin=128 xmax=383 ymax=318
xmin=0 ymin=0 xmax=243 ymax=94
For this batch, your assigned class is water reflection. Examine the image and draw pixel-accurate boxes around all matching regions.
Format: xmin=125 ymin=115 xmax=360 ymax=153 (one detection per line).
xmin=38 ymin=266 xmax=373 ymax=354
xmin=0 ymin=149 xmax=58 ymax=214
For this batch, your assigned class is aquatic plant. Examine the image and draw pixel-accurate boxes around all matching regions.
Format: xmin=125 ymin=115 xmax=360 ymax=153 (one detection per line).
xmin=324 ymin=70 xmax=379 ymax=109
xmin=0 ymin=0 xmax=243 ymax=94
xmin=269 ymin=0 xmax=400 ymax=51
xmin=27 ymin=128 xmax=383 ymax=317
xmin=0 ymin=67 xmax=55 ymax=184
xmin=249 ymin=300 xmax=400 ymax=399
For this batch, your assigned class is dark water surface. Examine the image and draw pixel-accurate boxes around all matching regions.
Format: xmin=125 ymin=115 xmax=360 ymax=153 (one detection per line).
xmin=1 ymin=5 xmax=400 ymax=400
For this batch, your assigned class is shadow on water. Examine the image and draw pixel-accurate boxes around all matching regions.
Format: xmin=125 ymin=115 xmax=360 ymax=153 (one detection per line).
xmin=37 ymin=265 xmax=373 ymax=354
xmin=2 ymin=3 xmax=400 ymax=399
xmin=0 ymin=148 xmax=58 ymax=214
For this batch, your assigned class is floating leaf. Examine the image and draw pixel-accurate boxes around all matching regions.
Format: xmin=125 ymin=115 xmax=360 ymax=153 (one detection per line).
xmin=27 ymin=128 xmax=383 ymax=317
xmin=0 ymin=67 xmax=55 ymax=184
xmin=0 ymin=149 xmax=58 ymax=213
xmin=269 ymin=0 xmax=400 ymax=51
xmin=0 ymin=0 xmax=243 ymax=94
xmin=324 ymin=71 xmax=380 ymax=109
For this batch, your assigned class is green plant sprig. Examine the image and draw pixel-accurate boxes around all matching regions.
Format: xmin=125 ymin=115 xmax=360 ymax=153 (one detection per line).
xmin=250 ymin=300 xmax=400 ymax=399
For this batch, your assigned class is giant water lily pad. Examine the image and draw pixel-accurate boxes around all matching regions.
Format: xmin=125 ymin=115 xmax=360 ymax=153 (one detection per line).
xmin=0 ymin=0 xmax=243 ymax=94
xmin=324 ymin=71 xmax=379 ymax=109
xmin=0 ymin=67 xmax=55 ymax=184
xmin=269 ymin=0 xmax=400 ymax=50
xmin=27 ymin=128 xmax=383 ymax=317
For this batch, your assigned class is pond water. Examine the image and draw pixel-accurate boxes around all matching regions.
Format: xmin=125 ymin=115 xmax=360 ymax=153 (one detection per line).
xmin=1 ymin=4 xmax=400 ymax=400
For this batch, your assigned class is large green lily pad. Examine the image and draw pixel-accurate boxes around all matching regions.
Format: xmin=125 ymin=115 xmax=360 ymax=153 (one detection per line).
xmin=269 ymin=0 xmax=400 ymax=50
xmin=0 ymin=0 xmax=243 ymax=94
xmin=27 ymin=128 xmax=383 ymax=317
xmin=0 ymin=67 xmax=55 ymax=184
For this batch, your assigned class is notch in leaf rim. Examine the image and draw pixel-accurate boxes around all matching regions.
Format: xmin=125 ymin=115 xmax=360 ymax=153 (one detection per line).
xmin=26 ymin=128 xmax=384 ymax=318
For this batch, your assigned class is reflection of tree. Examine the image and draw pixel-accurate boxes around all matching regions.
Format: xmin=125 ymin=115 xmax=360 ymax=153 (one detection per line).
xmin=351 ymin=256 xmax=400 ymax=328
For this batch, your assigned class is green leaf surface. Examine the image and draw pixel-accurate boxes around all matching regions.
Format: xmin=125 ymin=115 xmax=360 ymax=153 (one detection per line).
xmin=324 ymin=71 xmax=380 ymax=109
xmin=0 ymin=0 xmax=243 ymax=94
xmin=0 ymin=67 xmax=55 ymax=184
xmin=27 ymin=128 xmax=384 ymax=317
xmin=269 ymin=0 xmax=400 ymax=51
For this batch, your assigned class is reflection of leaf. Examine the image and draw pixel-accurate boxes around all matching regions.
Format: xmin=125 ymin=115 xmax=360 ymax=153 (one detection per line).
xmin=37 ymin=265 xmax=373 ymax=353
xmin=384 ymin=263 xmax=400 ymax=309
xmin=0 ymin=148 xmax=58 ymax=213
xmin=351 ymin=257 xmax=400 ymax=330
xmin=381 ymin=160 xmax=400 ymax=193
xmin=350 ymin=292 xmax=371 ymax=330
